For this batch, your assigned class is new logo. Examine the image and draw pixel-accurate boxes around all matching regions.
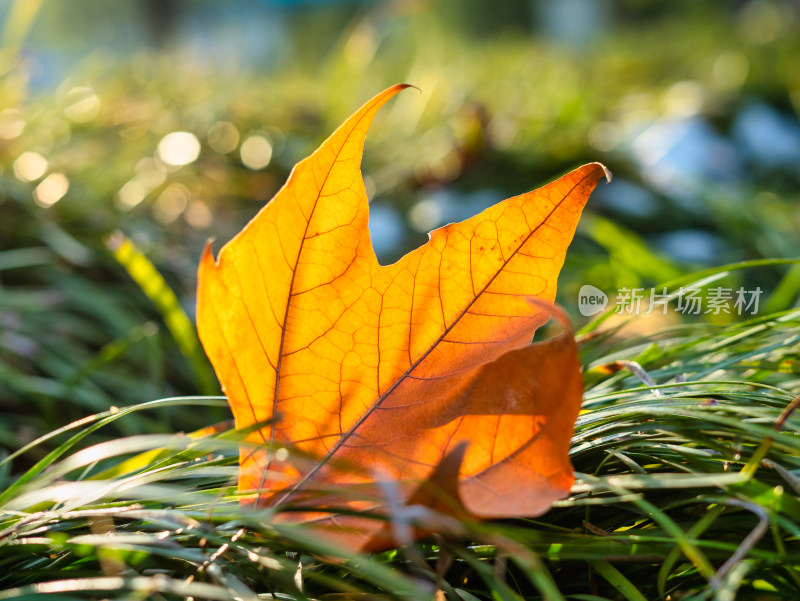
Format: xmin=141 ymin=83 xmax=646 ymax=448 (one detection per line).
xmin=578 ymin=284 xmax=608 ymax=316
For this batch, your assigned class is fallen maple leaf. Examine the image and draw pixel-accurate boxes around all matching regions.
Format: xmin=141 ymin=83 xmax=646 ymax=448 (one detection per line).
xmin=197 ymin=84 xmax=609 ymax=547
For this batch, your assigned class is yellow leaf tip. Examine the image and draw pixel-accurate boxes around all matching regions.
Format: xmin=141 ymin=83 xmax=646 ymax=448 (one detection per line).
xmin=595 ymin=162 xmax=612 ymax=183
xmin=399 ymin=82 xmax=422 ymax=94
xmin=200 ymin=239 xmax=218 ymax=268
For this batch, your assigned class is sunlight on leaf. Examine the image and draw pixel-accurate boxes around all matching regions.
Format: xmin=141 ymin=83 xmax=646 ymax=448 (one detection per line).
xmin=197 ymin=84 xmax=608 ymax=548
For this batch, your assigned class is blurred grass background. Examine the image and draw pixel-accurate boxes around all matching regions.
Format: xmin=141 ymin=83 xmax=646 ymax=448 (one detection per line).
xmin=1 ymin=0 xmax=799 ymax=483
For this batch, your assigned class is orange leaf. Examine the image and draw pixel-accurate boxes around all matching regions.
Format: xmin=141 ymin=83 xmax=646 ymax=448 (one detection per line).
xmin=196 ymin=84 xmax=608 ymax=547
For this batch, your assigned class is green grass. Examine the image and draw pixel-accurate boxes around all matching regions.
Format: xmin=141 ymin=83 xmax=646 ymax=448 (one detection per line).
xmin=1 ymin=263 xmax=798 ymax=600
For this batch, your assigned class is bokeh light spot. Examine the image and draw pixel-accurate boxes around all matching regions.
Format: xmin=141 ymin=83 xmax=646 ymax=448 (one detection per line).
xmin=34 ymin=173 xmax=69 ymax=207
xmin=62 ymin=86 xmax=100 ymax=122
xmin=0 ymin=109 xmax=25 ymax=140
xmin=153 ymin=183 xmax=190 ymax=223
xmin=589 ymin=121 xmax=619 ymax=151
xmin=739 ymin=0 xmax=787 ymax=43
xmin=13 ymin=151 xmax=48 ymax=182
xmin=663 ymin=81 xmax=704 ymax=118
xmin=207 ymin=121 xmax=240 ymax=154
xmin=408 ymin=199 xmax=442 ymax=233
xmin=185 ymin=199 xmax=213 ymax=229
xmin=116 ymin=179 xmax=147 ymax=210
xmin=712 ymin=51 xmax=749 ymax=90
xmin=157 ymin=131 xmax=201 ymax=167
xmin=135 ymin=157 xmax=167 ymax=188
xmin=240 ymin=134 xmax=272 ymax=170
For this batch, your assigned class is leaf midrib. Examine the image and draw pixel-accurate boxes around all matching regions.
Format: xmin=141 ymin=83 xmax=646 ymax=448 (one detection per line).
xmin=274 ymin=167 xmax=598 ymax=505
